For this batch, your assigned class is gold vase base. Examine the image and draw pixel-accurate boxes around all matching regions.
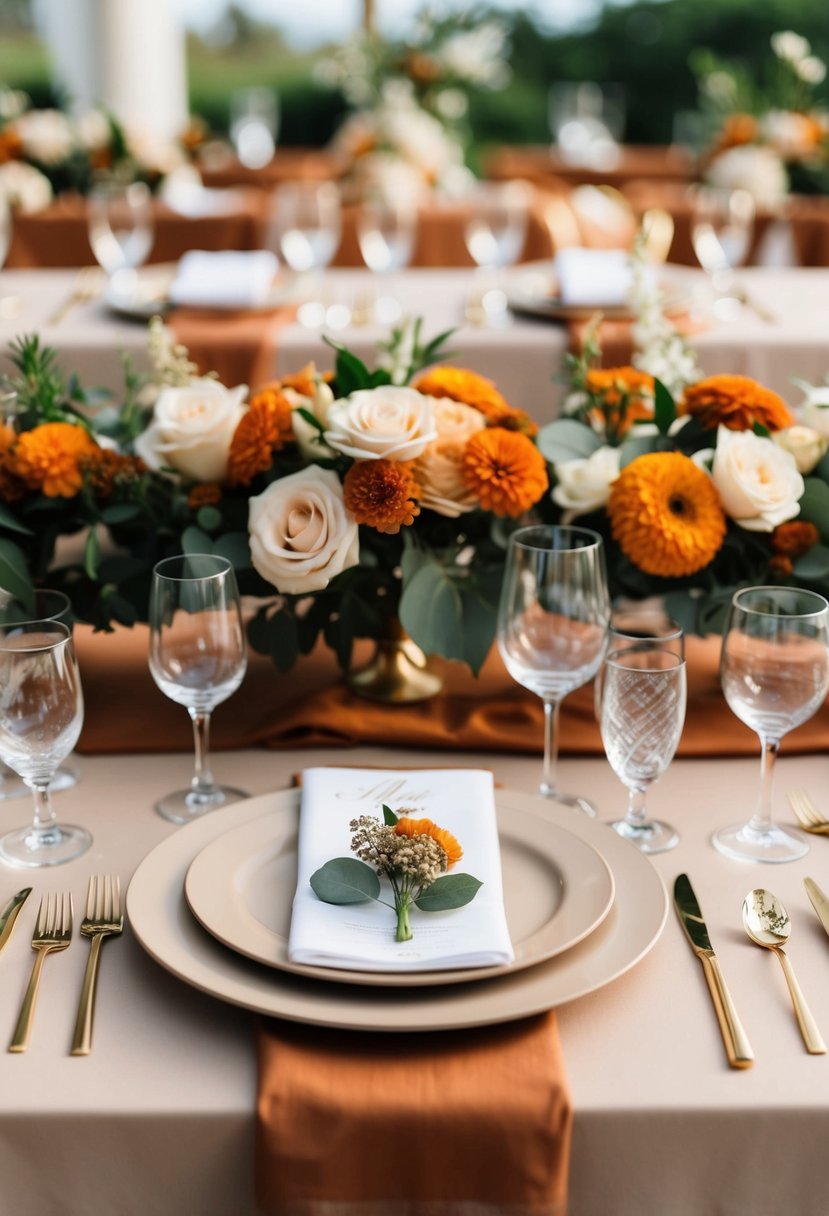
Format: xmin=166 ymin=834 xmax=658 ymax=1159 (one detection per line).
xmin=347 ymin=637 xmax=444 ymax=704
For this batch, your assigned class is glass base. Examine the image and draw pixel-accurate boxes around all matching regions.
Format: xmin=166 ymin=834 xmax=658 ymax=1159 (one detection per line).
xmin=539 ymin=785 xmax=597 ymax=818
xmin=155 ymin=785 xmax=249 ymax=825
xmin=0 ymin=764 xmax=79 ymax=800
xmin=0 ymin=823 xmax=92 ymax=868
xmin=712 ymin=821 xmax=809 ymax=863
xmin=610 ymin=817 xmax=679 ymax=854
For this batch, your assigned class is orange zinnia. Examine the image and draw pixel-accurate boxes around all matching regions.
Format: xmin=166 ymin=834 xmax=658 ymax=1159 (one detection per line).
xmin=343 ymin=459 xmax=421 ymax=534
xmin=681 ymin=375 xmax=795 ymax=432
xmin=0 ymin=424 xmax=26 ymax=503
xmin=608 ymin=452 xmax=726 ymax=578
xmin=771 ymin=520 xmax=820 ymax=558
xmin=226 ymin=389 xmax=293 ymax=487
xmin=13 ymin=422 xmax=98 ymax=498
xmin=413 ymin=365 xmax=535 ymax=433
xmin=585 ymin=366 xmax=654 ymax=407
xmin=394 ymin=817 xmax=463 ymax=868
xmin=461 ymin=428 xmax=548 ymax=518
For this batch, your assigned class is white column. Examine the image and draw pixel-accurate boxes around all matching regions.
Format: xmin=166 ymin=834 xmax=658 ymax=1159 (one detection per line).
xmin=34 ymin=0 xmax=188 ymax=139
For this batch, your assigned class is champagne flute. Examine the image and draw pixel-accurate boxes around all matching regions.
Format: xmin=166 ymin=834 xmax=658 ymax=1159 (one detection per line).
xmin=601 ymin=645 xmax=687 ymax=853
xmin=88 ymin=179 xmax=155 ymax=280
xmin=498 ymin=525 xmax=609 ymax=814
xmin=268 ymin=181 xmax=341 ymax=327
xmin=357 ymin=192 xmax=417 ymax=323
xmin=714 ymin=586 xmax=829 ymax=863
xmin=0 ymin=620 xmax=90 ymax=867
xmin=149 ymin=554 xmax=248 ymax=824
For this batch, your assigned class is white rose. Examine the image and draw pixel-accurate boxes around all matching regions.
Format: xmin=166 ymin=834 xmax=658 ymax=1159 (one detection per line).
xmin=761 ymin=110 xmax=819 ymax=159
xmin=798 ymin=382 xmax=829 ymax=438
xmin=706 ymin=145 xmax=789 ymax=210
xmin=711 ymin=426 xmax=804 ymax=531
xmin=248 ymin=466 xmax=359 ymax=595
xmin=552 ymin=446 xmax=621 ymax=515
xmin=415 ymin=438 xmax=478 ymax=518
xmin=11 ymin=109 xmax=75 ymax=164
xmin=432 ymin=397 xmax=485 ymax=442
xmin=773 ymin=425 xmax=828 ymax=474
xmin=287 ymin=379 xmax=336 ymax=460
xmin=324 ymin=386 xmax=437 ymax=461
xmin=0 ymin=161 xmax=52 ymax=213
xmin=135 ymin=378 xmax=248 ymax=482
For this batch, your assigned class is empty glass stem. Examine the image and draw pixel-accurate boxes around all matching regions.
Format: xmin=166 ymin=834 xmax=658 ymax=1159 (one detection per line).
xmin=541 ymin=698 xmax=561 ymax=798
xmin=749 ymin=735 xmax=779 ymax=835
xmin=189 ymin=710 xmax=216 ymax=799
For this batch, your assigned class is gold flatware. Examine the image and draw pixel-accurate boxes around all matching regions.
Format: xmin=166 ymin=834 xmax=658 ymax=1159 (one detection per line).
xmin=0 ymin=887 xmax=31 ymax=956
xmin=742 ymin=888 xmax=826 ymax=1055
xmin=71 ymin=874 xmax=123 ymax=1056
xmin=788 ymin=789 xmax=829 ymax=833
xmin=804 ymin=877 xmax=829 ymax=941
xmin=9 ymin=892 xmax=73 ymax=1054
xmin=674 ymin=873 xmax=754 ymax=1069
xmin=46 ymin=266 xmax=104 ymax=326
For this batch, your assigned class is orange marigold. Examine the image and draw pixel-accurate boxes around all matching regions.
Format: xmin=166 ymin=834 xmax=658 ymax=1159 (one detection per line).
xmin=0 ymin=424 xmax=26 ymax=503
xmin=394 ymin=817 xmax=463 ymax=868
xmin=461 ymin=427 xmax=548 ymax=518
xmin=413 ymin=365 xmax=535 ymax=433
xmin=585 ymin=366 xmax=655 ymax=407
xmin=681 ymin=375 xmax=795 ymax=433
xmin=13 ymin=422 xmax=98 ymax=498
xmin=188 ymin=483 xmax=223 ymax=510
xmin=343 ymin=459 xmax=421 ymax=534
xmin=771 ymin=520 xmax=820 ymax=558
xmin=226 ymin=391 xmax=293 ymax=487
xmin=608 ymin=452 xmax=727 ymax=577
xmin=78 ymin=448 xmax=146 ymax=498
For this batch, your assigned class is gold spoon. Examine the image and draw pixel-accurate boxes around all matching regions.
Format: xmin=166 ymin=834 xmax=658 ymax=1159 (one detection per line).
xmin=742 ymin=888 xmax=826 ymax=1054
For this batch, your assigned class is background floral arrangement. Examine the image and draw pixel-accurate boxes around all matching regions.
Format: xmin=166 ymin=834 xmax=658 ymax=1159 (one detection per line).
xmin=0 ymin=87 xmax=208 ymax=212
xmin=0 ymin=318 xmax=547 ymax=675
xmin=318 ymin=10 xmax=510 ymax=200
xmin=692 ymin=29 xmax=829 ymax=205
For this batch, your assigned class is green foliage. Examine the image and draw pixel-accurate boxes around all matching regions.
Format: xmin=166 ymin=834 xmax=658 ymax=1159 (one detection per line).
xmin=310 ymin=858 xmax=381 ymax=905
xmin=415 ymin=873 xmax=483 ymax=912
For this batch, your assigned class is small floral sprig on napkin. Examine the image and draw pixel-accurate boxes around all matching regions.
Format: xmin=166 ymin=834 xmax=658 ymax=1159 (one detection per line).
xmin=310 ymin=805 xmax=482 ymax=943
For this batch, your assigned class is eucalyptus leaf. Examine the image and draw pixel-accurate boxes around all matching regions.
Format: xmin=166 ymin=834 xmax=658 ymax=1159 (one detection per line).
xmin=212 ymin=531 xmax=252 ymax=570
xmin=793 ymin=544 xmax=829 ymax=580
xmin=0 ymin=539 xmax=34 ymax=609
xmin=84 ymin=528 xmax=100 ymax=580
xmin=619 ymin=433 xmax=671 ymax=468
xmin=182 ymin=525 xmax=213 ymax=554
xmin=415 ymin=873 xmax=483 ymax=911
xmin=797 ymin=479 xmax=829 ymax=541
xmin=100 ymin=502 xmax=141 ymax=526
xmin=196 ymin=506 xmax=223 ymax=533
xmin=310 ymin=858 xmax=381 ymax=905
xmin=536 ymin=418 xmax=602 ymax=466
xmin=0 ymin=503 xmax=32 ymax=536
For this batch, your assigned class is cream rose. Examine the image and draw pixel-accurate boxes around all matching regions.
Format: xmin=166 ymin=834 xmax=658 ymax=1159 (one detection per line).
xmin=324 ymin=386 xmax=437 ymax=461
xmin=712 ymin=426 xmax=804 ymax=531
xmin=415 ymin=438 xmax=479 ymax=517
xmin=11 ymin=109 xmax=75 ymax=164
xmin=773 ymin=425 xmax=828 ymax=474
xmin=134 ymin=379 xmax=247 ymax=482
xmin=286 ymin=378 xmax=336 ymax=460
xmin=432 ymin=397 xmax=486 ymax=442
xmin=248 ymin=466 xmax=359 ymax=595
xmin=552 ymin=446 xmax=621 ymax=515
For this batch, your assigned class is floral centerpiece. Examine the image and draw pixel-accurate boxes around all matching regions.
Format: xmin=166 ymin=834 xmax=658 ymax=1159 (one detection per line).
xmin=692 ymin=30 xmax=829 ymax=206
xmin=318 ymin=9 xmax=510 ymax=200
xmin=0 ymin=318 xmax=547 ymax=678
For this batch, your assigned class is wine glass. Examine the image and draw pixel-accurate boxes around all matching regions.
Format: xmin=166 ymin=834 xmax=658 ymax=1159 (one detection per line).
xmin=88 ymin=179 xmax=155 ymax=280
xmin=498 ymin=525 xmax=610 ymax=814
xmin=149 ymin=554 xmax=248 ymax=824
xmin=600 ymin=645 xmax=687 ymax=853
xmin=230 ymin=86 xmax=279 ymax=169
xmin=594 ymin=605 xmax=685 ymax=719
xmin=0 ymin=589 xmax=79 ymax=799
xmin=689 ymin=185 xmax=755 ymax=319
xmin=463 ymin=181 xmax=528 ymax=323
xmin=714 ymin=586 xmax=829 ymax=863
xmin=268 ymin=181 xmax=341 ymax=327
xmin=357 ymin=192 xmax=417 ymax=324
xmin=0 ymin=620 xmax=90 ymax=867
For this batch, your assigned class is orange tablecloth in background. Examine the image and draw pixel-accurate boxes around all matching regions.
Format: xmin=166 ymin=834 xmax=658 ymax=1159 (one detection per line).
xmin=486 ymin=144 xmax=695 ymax=190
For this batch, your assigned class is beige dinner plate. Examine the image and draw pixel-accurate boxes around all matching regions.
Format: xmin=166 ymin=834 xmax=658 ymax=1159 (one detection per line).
xmin=183 ymin=801 xmax=615 ymax=986
xmin=103 ymin=263 xmax=302 ymax=320
xmin=127 ymin=787 xmax=668 ymax=1033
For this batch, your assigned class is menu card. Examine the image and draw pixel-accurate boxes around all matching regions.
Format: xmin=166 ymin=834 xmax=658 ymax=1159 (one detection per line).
xmin=288 ymin=768 xmax=515 ymax=972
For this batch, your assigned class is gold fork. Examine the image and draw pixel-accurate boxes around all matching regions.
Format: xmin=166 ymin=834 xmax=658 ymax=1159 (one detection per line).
xmin=71 ymin=874 xmax=124 ymax=1057
xmin=46 ymin=266 xmax=104 ymax=326
xmin=9 ymin=892 xmax=73 ymax=1053
xmin=788 ymin=789 xmax=829 ymax=834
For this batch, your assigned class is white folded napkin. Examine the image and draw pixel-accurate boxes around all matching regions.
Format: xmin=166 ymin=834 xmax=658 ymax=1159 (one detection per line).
xmin=288 ymin=767 xmax=515 ymax=973
xmin=168 ymin=250 xmax=278 ymax=309
xmin=554 ymin=247 xmax=634 ymax=307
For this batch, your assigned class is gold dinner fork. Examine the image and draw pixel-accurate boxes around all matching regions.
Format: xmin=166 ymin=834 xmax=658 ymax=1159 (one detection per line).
xmin=71 ymin=874 xmax=124 ymax=1057
xmin=788 ymin=789 xmax=829 ymax=834
xmin=9 ymin=892 xmax=73 ymax=1053
xmin=46 ymin=266 xmax=104 ymax=326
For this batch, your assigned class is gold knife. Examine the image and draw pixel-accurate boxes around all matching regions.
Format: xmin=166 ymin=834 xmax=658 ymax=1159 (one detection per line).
xmin=674 ymin=874 xmax=754 ymax=1069
xmin=804 ymin=877 xmax=829 ymax=939
xmin=0 ymin=888 xmax=32 ymax=955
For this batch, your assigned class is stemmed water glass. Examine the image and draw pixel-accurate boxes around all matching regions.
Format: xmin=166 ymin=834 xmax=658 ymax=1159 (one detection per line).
xmin=689 ymin=185 xmax=755 ymax=319
xmin=268 ymin=181 xmax=341 ymax=326
xmin=498 ymin=525 xmax=609 ymax=814
xmin=230 ymin=86 xmax=279 ymax=169
xmin=594 ymin=606 xmax=685 ymax=719
xmin=87 ymin=179 xmax=155 ymax=280
xmin=600 ymin=644 xmax=687 ymax=853
xmin=357 ymin=192 xmax=417 ymax=323
xmin=463 ymin=181 xmax=528 ymax=323
xmin=0 ymin=620 xmax=90 ymax=867
xmin=149 ymin=554 xmax=248 ymax=824
xmin=714 ymin=586 xmax=829 ymax=863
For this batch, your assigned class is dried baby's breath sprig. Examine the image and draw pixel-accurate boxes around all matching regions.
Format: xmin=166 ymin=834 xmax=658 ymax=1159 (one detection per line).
xmin=147 ymin=315 xmax=203 ymax=386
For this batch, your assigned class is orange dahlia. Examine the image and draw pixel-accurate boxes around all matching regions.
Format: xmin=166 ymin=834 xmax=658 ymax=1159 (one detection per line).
xmin=343 ymin=459 xmax=421 ymax=534
xmin=394 ymin=817 xmax=463 ymax=868
xmin=226 ymin=390 xmax=293 ymax=487
xmin=681 ymin=375 xmax=795 ymax=433
xmin=461 ymin=427 xmax=548 ymax=518
xmin=608 ymin=452 xmax=727 ymax=577
xmin=13 ymin=422 xmax=98 ymax=498
xmin=413 ymin=365 xmax=536 ymax=435
xmin=771 ymin=520 xmax=820 ymax=558
xmin=187 ymin=483 xmax=223 ymax=510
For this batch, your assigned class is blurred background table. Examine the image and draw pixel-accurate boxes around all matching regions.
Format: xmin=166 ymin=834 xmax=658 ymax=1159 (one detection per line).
xmin=485 ymin=143 xmax=696 ymax=189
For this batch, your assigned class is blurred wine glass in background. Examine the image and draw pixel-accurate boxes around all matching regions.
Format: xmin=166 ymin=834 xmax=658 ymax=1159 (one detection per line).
xmin=463 ymin=180 xmax=528 ymax=324
xmin=230 ymin=87 xmax=279 ymax=169
xmin=88 ymin=179 xmax=154 ymax=284
xmin=269 ymin=181 xmax=342 ymax=326
xmin=549 ymin=82 xmax=625 ymax=169
xmin=357 ymin=192 xmax=417 ymax=323
xmin=689 ymin=185 xmax=755 ymax=319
